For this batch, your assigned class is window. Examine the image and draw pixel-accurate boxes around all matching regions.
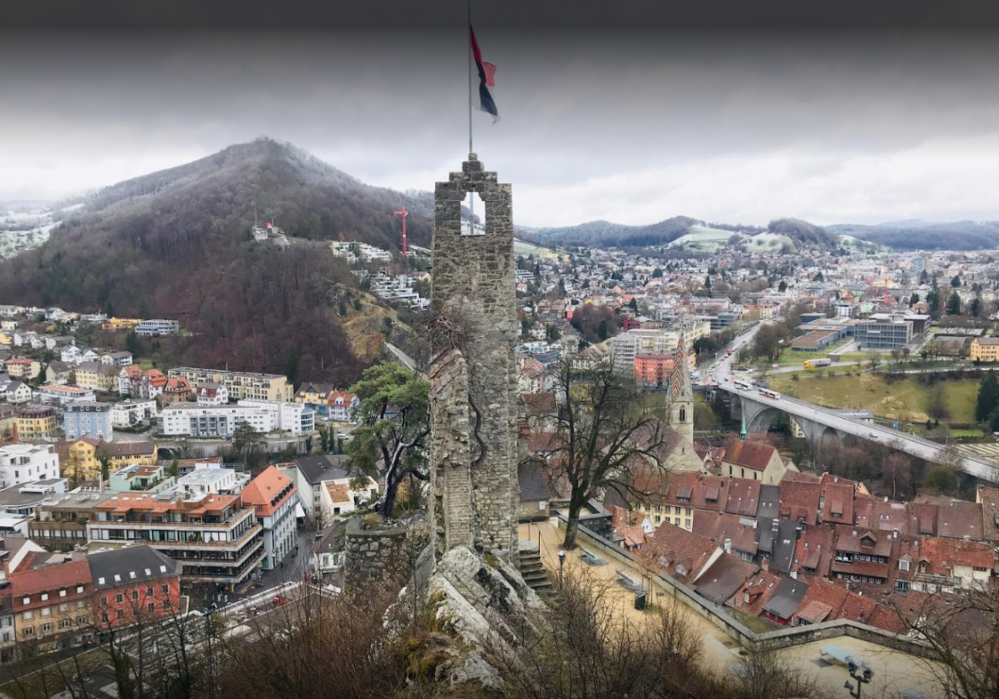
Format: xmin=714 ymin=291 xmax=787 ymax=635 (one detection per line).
xmin=77 ymin=586 xmax=84 ymax=594
xmin=22 ymin=611 xmax=33 ymax=622
xmin=22 ymin=597 xmax=29 ymax=605
xmin=116 ymin=610 xmax=125 ymax=620
xmin=59 ymin=604 xmax=68 ymax=613
xmin=41 ymin=623 xmax=52 ymax=634
xmin=131 ymin=591 xmax=139 ymax=601
xmin=147 ymin=602 xmax=155 ymax=613
xmin=162 ymin=600 xmax=171 ymax=611
xmin=161 ymin=584 xmax=169 ymax=594
xmin=59 ymin=618 xmax=71 ymax=629
xmin=40 ymin=607 xmax=51 ymax=617
xmin=77 ymin=615 xmax=87 ymax=625
xmin=40 ymin=593 xmax=48 ymax=601
xmin=899 ymin=560 xmax=910 ymax=572
xmin=77 ymin=601 xmax=86 ymax=609
xmin=22 ymin=627 xmax=34 ymax=637
xmin=101 ymin=612 xmax=109 ymax=623
xmin=59 ymin=589 xmax=67 ymax=597
xmin=146 ymin=586 xmax=154 ymax=596
xmin=116 ymin=594 xmax=124 ymax=604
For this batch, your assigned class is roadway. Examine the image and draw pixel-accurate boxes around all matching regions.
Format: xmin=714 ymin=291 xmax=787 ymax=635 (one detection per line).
xmin=717 ymin=381 xmax=999 ymax=481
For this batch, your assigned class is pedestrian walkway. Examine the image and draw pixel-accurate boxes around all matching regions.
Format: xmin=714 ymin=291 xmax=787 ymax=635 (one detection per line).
xmin=519 ymin=520 xmax=945 ymax=698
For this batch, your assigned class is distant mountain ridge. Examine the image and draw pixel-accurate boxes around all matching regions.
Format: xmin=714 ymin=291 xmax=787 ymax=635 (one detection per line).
xmin=525 ymin=213 xmax=999 ymax=251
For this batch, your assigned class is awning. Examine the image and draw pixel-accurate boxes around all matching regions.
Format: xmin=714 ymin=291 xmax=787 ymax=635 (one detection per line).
xmin=295 ymin=503 xmax=306 ymax=518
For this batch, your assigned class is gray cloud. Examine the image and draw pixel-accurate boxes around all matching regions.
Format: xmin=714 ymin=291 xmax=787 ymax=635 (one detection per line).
xmin=3 ymin=29 xmax=999 ymax=227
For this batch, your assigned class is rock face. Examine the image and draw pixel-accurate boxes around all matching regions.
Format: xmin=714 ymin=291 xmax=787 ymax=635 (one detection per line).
xmin=428 ymin=153 xmax=519 ymax=563
xmin=426 ymin=546 xmax=547 ymax=688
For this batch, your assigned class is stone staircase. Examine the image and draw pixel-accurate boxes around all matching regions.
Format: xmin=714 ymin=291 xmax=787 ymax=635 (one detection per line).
xmin=517 ymin=540 xmax=554 ymax=593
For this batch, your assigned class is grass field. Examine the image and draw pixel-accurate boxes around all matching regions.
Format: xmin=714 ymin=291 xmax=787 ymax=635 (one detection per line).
xmin=768 ymin=372 xmax=979 ymax=423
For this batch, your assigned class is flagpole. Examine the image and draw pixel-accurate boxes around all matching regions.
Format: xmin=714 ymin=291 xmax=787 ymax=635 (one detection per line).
xmin=468 ymin=0 xmax=473 ymax=156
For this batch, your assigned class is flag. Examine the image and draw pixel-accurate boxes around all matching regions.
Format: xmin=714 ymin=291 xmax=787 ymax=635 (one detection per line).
xmin=470 ymin=26 xmax=499 ymax=122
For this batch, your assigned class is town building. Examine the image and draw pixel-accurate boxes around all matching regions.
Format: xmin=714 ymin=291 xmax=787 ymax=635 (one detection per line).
xmin=9 ymin=558 xmax=94 ymax=653
xmin=167 ymin=367 xmax=294 ymax=402
xmin=4 ymin=381 xmax=32 ymax=404
xmin=0 ymin=479 xmax=68 ymax=517
xmin=87 ymin=492 xmax=264 ymax=589
xmin=3 ymin=358 xmax=41 ymax=380
xmin=100 ymin=351 xmax=134 ymax=367
xmin=108 ymin=464 xmax=176 ymax=495
xmin=109 ymin=398 xmax=158 ymax=428
xmin=72 ymin=362 xmax=120 ymax=393
xmin=89 ymin=546 xmax=182 ymax=629
xmin=293 ymin=382 xmax=335 ymax=415
xmin=101 ymin=318 xmax=142 ymax=332
xmin=30 ymin=491 xmax=115 ymax=551
xmin=134 ymin=319 xmax=180 ymax=336
xmin=100 ymin=440 xmax=158 ymax=472
xmin=15 ymin=407 xmax=59 ymax=440
xmin=38 ymin=385 xmax=96 ymax=406
xmin=326 ymin=391 xmax=358 ymax=423
xmin=719 ymin=440 xmax=790 ymax=484
xmin=970 ymin=337 xmax=999 ymax=363
xmin=158 ymin=400 xmax=313 ymax=438
xmin=62 ymin=403 xmax=112 ymax=441
xmin=239 ymin=465 xmax=299 ymax=570
xmin=175 ymin=468 xmax=248 ymax=497
xmin=55 ymin=437 xmax=104 ymax=482
xmin=117 ymin=366 xmax=167 ymax=399
xmin=854 ymin=316 xmax=914 ymax=350
xmin=195 ymin=382 xmax=228 ymax=406
xmin=278 ymin=455 xmax=377 ymax=524
xmin=0 ymin=444 xmax=60 ymax=489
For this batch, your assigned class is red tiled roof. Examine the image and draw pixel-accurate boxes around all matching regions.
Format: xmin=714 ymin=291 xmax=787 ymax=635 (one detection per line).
xmin=639 ymin=524 xmax=717 ymax=582
xmin=724 ymin=478 xmax=762 ymax=517
xmin=691 ymin=511 xmax=758 ymax=556
xmin=10 ymin=559 xmax=91 ymax=600
xmin=240 ymin=465 xmax=295 ymax=516
xmin=722 ymin=440 xmax=778 ymax=472
xmin=779 ymin=480 xmax=821 ymax=525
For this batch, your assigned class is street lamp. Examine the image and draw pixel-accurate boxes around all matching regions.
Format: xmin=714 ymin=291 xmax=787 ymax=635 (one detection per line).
xmin=558 ymin=549 xmax=566 ymax=586
xmin=844 ymin=661 xmax=873 ymax=698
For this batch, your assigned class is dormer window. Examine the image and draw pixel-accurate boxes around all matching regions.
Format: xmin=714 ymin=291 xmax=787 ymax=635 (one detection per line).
xmin=899 ymin=560 xmax=910 ymax=572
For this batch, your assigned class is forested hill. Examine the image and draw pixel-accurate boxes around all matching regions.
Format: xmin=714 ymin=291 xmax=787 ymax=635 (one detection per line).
xmin=0 ymin=138 xmax=435 ymax=385
xmin=523 ymin=216 xmax=699 ymax=248
xmin=827 ymin=221 xmax=999 ymax=251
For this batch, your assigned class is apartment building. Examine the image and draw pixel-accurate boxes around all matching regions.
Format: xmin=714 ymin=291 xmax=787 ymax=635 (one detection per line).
xmin=87 ymin=492 xmax=264 ymax=589
xmin=89 ymin=547 xmax=182 ymax=629
xmin=0 ymin=445 xmax=60 ymax=489
xmin=239 ymin=465 xmax=299 ymax=570
xmin=3 ymin=358 xmax=41 ymax=380
xmin=134 ymin=319 xmax=180 ymax=336
xmin=73 ymin=362 xmax=120 ymax=393
xmin=15 ymin=407 xmax=59 ymax=440
xmin=38 ymin=385 xmax=96 ymax=406
xmin=108 ymin=463 xmax=176 ymax=494
xmin=62 ymin=403 xmax=112 ymax=441
xmin=30 ymin=491 xmax=115 ymax=551
xmin=167 ymin=367 xmax=293 ymax=402
xmin=970 ymin=337 xmax=999 ymax=362
xmin=56 ymin=436 xmax=103 ymax=482
xmin=101 ymin=440 xmax=158 ymax=471
xmin=10 ymin=559 xmax=94 ymax=653
xmin=158 ymin=400 xmax=313 ymax=438
xmin=109 ymin=398 xmax=157 ymax=428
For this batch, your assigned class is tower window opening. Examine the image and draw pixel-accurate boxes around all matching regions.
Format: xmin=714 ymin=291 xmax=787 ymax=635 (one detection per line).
xmin=461 ymin=192 xmax=486 ymax=236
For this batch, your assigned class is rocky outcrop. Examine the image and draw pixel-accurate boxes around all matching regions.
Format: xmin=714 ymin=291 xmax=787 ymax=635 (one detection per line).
xmin=425 ymin=546 xmax=547 ymax=689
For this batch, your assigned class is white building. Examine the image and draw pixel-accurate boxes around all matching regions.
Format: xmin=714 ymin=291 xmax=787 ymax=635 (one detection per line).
xmin=0 ymin=445 xmax=60 ymax=490
xmin=240 ymin=465 xmax=299 ymax=570
xmin=110 ymin=398 xmax=158 ymax=428
xmin=134 ymin=319 xmax=180 ymax=336
xmin=100 ymin=351 xmax=134 ymax=367
xmin=196 ymin=382 xmax=228 ymax=406
xmin=37 ymin=385 xmax=96 ymax=406
xmin=175 ymin=467 xmax=248 ymax=496
xmin=158 ymin=400 xmax=313 ymax=438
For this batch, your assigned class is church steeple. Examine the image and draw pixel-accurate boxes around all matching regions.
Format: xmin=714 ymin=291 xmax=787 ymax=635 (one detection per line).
xmin=665 ymin=333 xmax=694 ymax=446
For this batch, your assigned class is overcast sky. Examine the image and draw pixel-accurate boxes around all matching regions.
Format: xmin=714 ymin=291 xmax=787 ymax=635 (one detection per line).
xmin=4 ymin=2 xmax=999 ymax=228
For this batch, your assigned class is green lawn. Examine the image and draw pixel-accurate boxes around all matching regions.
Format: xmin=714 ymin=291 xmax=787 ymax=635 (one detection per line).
xmin=769 ymin=373 xmax=979 ymax=423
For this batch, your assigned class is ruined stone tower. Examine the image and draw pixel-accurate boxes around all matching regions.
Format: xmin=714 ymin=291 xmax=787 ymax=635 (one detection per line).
xmin=665 ymin=335 xmax=695 ymax=446
xmin=427 ymin=154 xmax=519 ymax=562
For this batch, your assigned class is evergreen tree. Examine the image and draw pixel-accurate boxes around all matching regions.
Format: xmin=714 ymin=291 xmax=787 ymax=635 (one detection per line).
xmin=977 ymin=372 xmax=999 ymax=423
xmin=947 ymin=290 xmax=962 ymax=316
xmin=951 ymin=275 xmax=962 ymax=288
xmin=778 ymin=280 xmax=788 ymax=292
xmin=971 ymin=296 xmax=983 ymax=318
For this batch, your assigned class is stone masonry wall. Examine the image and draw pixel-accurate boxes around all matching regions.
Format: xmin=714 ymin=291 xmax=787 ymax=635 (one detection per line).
xmin=429 ymin=153 xmax=519 ymax=561
xmin=343 ymin=517 xmax=412 ymax=593
xmin=428 ymin=349 xmax=475 ymax=554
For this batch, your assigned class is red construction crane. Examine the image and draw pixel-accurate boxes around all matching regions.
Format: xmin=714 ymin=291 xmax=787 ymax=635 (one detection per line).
xmin=393 ymin=207 xmax=409 ymax=255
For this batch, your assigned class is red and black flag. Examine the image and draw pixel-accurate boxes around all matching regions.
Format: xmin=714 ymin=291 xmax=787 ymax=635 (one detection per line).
xmin=470 ymin=26 xmax=499 ymax=122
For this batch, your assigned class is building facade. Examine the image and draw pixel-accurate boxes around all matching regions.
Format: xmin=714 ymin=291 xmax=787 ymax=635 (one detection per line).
xmin=134 ymin=319 xmax=180 ymax=336
xmin=15 ymin=407 xmax=59 ymax=440
xmin=239 ymin=465 xmax=299 ymax=570
xmin=971 ymin=337 xmax=999 ymax=362
xmin=62 ymin=403 xmax=112 ymax=441
xmin=87 ymin=492 xmax=264 ymax=589
xmin=167 ymin=367 xmax=294 ymax=402
xmin=0 ymin=445 xmax=61 ymax=489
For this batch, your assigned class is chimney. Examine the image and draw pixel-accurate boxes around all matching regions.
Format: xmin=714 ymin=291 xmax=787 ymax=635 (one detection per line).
xmin=724 ymin=538 xmax=732 ymax=555
xmin=772 ymin=518 xmax=779 ymax=535
xmin=761 ymin=556 xmax=769 ymax=572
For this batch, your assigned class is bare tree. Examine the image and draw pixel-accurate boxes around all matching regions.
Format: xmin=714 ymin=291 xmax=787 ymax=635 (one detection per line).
xmin=522 ymin=359 xmax=674 ymax=550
